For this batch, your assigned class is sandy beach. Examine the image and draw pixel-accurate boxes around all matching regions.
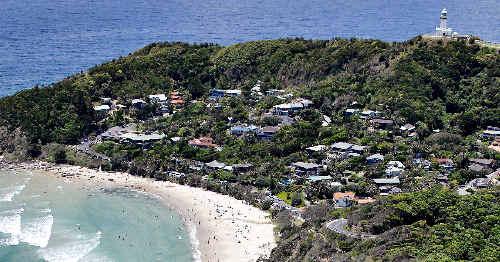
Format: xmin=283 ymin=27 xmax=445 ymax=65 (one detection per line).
xmin=3 ymin=161 xmax=276 ymax=262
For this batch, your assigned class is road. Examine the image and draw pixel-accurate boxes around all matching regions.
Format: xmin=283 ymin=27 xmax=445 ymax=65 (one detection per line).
xmin=326 ymin=219 xmax=377 ymax=239
xmin=76 ymin=138 xmax=110 ymax=162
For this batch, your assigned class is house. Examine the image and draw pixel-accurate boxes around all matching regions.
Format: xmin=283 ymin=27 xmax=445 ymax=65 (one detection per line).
xmin=370 ymin=119 xmax=394 ymax=130
xmin=169 ymin=91 xmax=185 ymax=108
xmin=131 ymin=99 xmax=147 ymax=109
xmin=488 ymin=137 xmax=500 ymax=153
xmin=170 ymin=137 xmax=182 ymax=143
xmin=272 ymin=98 xmax=312 ymax=116
xmin=469 ymin=158 xmax=495 ymax=168
xmin=232 ymin=163 xmax=254 ymax=173
xmin=277 ymin=115 xmax=295 ymax=126
xmin=471 ymin=177 xmax=493 ymax=188
xmin=385 ymin=166 xmax=404 ymax=177
xmin=329 ymin=142 xmax=366 ymax=159
xmin=400 ymin=123 xmax=416 ymax=136
xmin=307 ymin=175 xmax=333 ymax=183
xmin=306 ymin=145 xmax=328 ymax=153
xmin=413 ymin=158 xmax=431 ymax=169
xmin=385 ymin=161 xmax=405 ymax=177
xmin=333 ymin=192 xmax=356 ymax=208
xmin=486 ymin=169 xmax=500 ymax=184
xmin=351 ymin=145 xmax=367 ymax=154
xmin=344 ymin=108 xmax=360 ymax=116
xmin=209 ymin=89 xmax=242 ymax=99
xmin=188 ymin=137 xmax=218 ymax=149
xmin=482 ymin=126 xmax=500 ymax=140
xmin=101 ymin=126 xmax=166 ymax=146
xmin=291 ymin=162 xmax=322 ymax=176
xmin=115 ymin=104 xmax=127 ymax=110
xmin=331 ymin=142 xmax=353 ymax=152
xmin=230 ymin=125 xmax=259 ymax=136
xmin=436 ymin=174 xmax=449 ymax=185
xmin=148 ymin=94 xmax=168 ymax=104
xmin=167 ymin=171 xmax=186 ymax=179
xmin=387 ymin=161 xmax=405 ymax=169
xmin=435 ymin=158 xmax=454 ymax=171
xmin=100 ymin=97 xmax=112 ymax=105
xmin=322 ymin=115 xmax=332 ymax=127
xmin=355 ymin=197 xmax=376 ymax=205
xmin=157 ymin=105 xmax=170 ymax=114
xmin=296 ymin=98 xmax=313 ymax=107
xmin=468 ymin=158 xmax=495 ymax=172
xmin=265 ymin=89 xmax=285 ymax=97
xmin=273 ymin=102 xmax=305 ymax=116
xmin=119 ymin=133 xmax=166 ymax=146
xmin=250 ymin=81 xmax=262 ymax=96
xmin=373 ymin=177 xmax=400 ymax=185
xmin=367 ymin=153 xmax=384 ymax=164
xmin=360 ymin=110 xmax=378 ymax=119
xmin=94 ymin=104 xmax=110 ymax=118
xmin=257 ymin=126 xmax=280 ymax=140
xmin=205 ymin=160 xmax=226 ymax=170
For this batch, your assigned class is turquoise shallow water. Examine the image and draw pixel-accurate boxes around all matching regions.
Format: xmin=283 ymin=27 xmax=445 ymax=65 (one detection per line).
xmin=0 ymin=169 xmax=193 ymax=262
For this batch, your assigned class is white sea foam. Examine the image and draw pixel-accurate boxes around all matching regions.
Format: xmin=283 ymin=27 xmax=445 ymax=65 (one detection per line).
xmin=20 ymin=213 xmax=54 ymax=248
xmin=188 ymin=223 xmax=202 ymax=262
xmin=0 ymin=208 xmax=24 ymax=246
xmin=0 ymin=184 xmax=26 ymax=202
xmin=38 ymin=231 xmax=102 ymax=262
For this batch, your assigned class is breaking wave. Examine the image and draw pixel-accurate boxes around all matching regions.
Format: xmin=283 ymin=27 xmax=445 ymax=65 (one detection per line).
xmin=0 ymin=208 xmax=24 ymax=246
xmin=188 ymin=223 xmax=202 ymax=262
xmin=20 ymin=213 xmax=54 ymax=248
xmin=0 ymin=184 xmax=26 ymax=202
xmin=37 ymin=231 xmax=102 ymax=262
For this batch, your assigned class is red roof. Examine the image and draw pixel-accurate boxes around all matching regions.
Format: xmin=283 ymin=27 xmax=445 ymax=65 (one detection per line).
xmin=333 ymin=192 xmax=356 ymax=200
xmin=188 ymin=137 xmax=218 ymax=148
xmin=171 ymin=99 xmax=184 ymax=105
xmin=435 ymin=158 xmax=453 ymax=164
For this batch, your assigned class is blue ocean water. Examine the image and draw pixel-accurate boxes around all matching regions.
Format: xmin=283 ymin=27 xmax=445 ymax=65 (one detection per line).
xmin=0 ymin=169 xmax=193 ymax=262
xmin=0 ymin=0 xmax=499 ymax=97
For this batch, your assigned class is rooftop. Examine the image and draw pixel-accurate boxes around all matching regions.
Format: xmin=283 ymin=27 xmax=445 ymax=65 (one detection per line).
xmin=373 ymin=177 xmax=400 ymax=184
xmin=292 ymin=162 xmax=322 ymax=170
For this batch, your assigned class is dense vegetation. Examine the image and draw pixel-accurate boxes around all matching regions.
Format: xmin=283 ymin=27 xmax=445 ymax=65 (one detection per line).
xmin=0 ymin=36 xmax=499 ymax=261
xmin=267 ymin=187 xmax=499 ymax=261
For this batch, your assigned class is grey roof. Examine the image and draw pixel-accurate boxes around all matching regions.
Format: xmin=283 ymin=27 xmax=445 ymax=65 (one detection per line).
xmin=351 ymin=145 xmax=367 ymax=151
xmin=373 ymin=177 xmax=400 ymax=184
xmin=94 ymin=105 xmax=110 ymax=111
xmin=120 ymin=133 xmax=165 ymax=142
xmin=367 ymin=153 xmax=384 ymax=161
xmin=131 ymin=99 xmax=146 ymax=104
xmin=261 ymin=126 xmax=280 ymax=133
xmin=400 ymin=123 xmax=416 ymax=131
xmin=206 ymin=160 xmax=226 ymax=169
xmin=307 ymin=175 xmax=333 ymax=182
xmin=469 ymin=163 xmax=485 ymax=172
xmin=371 ymin=118 xmax=394 ymax=124
xmin=331 ymin=142 xmax=353 ymax=150
xmin=472 ymin=178 xmax=491 ymax=187
xmin=389 ymin=187 xmax=402 ymax=194
xmin=306 ymin=145 xmax=328 ymax=152
xmin=292 ymin=162 xmax=322 ymax=170
xmin=470 ymin=158 xmax=494 ymax=166
xmin=232 ymin=163 xmax=254 ymax=169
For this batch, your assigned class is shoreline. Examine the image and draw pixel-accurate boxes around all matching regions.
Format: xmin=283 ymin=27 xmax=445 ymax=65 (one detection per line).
xmin=1 ymin=161 xmax=276 ymax=262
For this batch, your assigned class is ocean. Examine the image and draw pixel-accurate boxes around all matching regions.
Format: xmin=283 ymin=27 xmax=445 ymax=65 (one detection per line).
xmin=0 ymin=0 xmax=499 ymax=97
xmin=0 ymin=169 xmax=193 ymax=262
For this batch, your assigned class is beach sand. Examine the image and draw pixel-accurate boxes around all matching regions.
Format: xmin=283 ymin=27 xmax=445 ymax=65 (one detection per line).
xmin=5 ymin=161 xmax=276 ymax=262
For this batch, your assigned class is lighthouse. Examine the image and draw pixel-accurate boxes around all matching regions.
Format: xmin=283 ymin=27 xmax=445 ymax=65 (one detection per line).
xmin=435 ymin=8 xmax=452 ymax=37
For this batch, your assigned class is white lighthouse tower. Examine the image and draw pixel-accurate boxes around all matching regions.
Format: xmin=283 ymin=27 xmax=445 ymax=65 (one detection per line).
xmin=435 ymin=8 xmax=452 ymax=37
